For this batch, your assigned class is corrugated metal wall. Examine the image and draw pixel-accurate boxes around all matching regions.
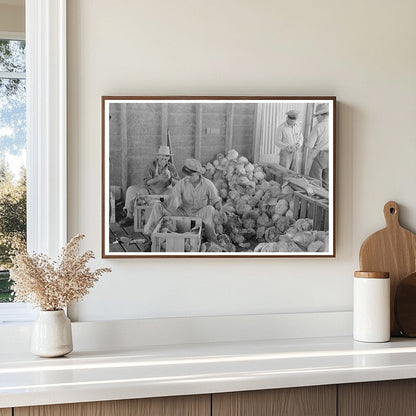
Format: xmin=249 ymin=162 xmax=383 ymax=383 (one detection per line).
xmin=258 ymin=102 xmax=308 ymax=159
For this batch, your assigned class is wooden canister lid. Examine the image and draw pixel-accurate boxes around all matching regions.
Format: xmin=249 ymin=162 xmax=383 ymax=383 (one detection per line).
xmin=354 ymin=271 xmax=389 ymax=279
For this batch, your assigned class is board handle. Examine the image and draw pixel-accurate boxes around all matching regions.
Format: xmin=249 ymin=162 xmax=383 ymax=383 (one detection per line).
xmin=383 ymin=201 xmax=400 ymax=228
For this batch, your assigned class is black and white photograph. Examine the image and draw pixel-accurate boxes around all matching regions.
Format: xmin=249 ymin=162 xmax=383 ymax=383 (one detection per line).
xmin=102 ymin=97 xmax=335 ymax=257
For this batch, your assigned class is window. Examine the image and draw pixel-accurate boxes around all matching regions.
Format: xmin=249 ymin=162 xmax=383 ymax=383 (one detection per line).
xmin=0 ymin=32 xmax=34 ymax=322
xmin=0 ymin=35 xmax=26 ymax=303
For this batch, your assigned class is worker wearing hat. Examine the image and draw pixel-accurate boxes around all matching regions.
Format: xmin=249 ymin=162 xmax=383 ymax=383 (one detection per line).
xmin=275 ymin=109 xmax=304 ymax=172
xmin=144 ymin=158 xmax=222 ymax=244
xmin=120 ymin=145 xmax=179 ymax=227
xmin=305 ymin=103 xmax=330 ymax=189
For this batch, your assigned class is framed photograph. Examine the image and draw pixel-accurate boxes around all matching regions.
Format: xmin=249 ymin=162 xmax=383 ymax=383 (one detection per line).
xmin=102 ymin=96 xmax=336 ymax=258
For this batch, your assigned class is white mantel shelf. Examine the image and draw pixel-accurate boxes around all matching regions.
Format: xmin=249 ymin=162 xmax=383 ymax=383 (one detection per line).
xmin=2 ymin=335 xmax=416 ymax=409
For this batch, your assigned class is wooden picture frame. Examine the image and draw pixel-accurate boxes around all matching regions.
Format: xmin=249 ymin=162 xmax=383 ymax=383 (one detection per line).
xmin=102 ymin=96 xmax=336 ymax=258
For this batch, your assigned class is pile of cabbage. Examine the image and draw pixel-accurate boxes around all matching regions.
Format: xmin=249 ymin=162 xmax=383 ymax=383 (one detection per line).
xmin=201 ymin=149 xmax=329 ymax=253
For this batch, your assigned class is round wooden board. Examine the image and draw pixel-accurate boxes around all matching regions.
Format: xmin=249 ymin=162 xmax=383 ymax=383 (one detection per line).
xmin=395 ymin=272 xmax=416 ymax=337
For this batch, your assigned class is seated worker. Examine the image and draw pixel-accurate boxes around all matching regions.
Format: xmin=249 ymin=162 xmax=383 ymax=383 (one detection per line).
xmin=143 ymin=158 xmax=221 ymax=243
xmin=120 ymin=145 xmax=179 ymax=227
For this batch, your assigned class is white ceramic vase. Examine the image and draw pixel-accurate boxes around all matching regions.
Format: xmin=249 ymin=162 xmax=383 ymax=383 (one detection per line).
xmin=31 ymin=310 xmax=73 ymax=357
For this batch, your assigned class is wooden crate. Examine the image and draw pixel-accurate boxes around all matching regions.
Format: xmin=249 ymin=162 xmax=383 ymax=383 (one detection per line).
xmin=293 ymin=191 xmax=329 ymax=231
xmin=133 ymin=195 xmax=164 ymax=232
xmin=151 ymin=216 xmax=202 ymax=252
xmin=109 ymin=186 xmax=122 ymax=224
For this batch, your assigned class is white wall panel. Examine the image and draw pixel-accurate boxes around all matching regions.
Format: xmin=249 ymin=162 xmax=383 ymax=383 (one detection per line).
xmin=67 ymin=0 xmax=416 ymax=325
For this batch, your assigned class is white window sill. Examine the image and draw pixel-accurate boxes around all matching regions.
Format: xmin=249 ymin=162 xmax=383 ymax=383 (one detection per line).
xmin=0 ymin=303 xmax=36 ymax=324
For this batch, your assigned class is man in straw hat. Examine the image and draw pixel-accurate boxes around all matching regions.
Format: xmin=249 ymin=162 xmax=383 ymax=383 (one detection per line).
xmin=305 ymin=103 xmax=330 ymax=189
xmin=143 ymin=158 xmax=222 ymax=244
xmin=275 ymin=109 xmax=304 ymax=173
xmin=120 ymin=145 xmax=179 ymax=227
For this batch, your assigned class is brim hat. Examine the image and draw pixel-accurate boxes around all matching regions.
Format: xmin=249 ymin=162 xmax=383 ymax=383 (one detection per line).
xmin=157 ymin=145 xmax=172 ymax=156
xmin=182 ymin=158 xmax=203 ymax=175
xmin=286 ymin=110 xmax=300 ymax=119
xmin=314 ymin=103 xmax=329 ymax=116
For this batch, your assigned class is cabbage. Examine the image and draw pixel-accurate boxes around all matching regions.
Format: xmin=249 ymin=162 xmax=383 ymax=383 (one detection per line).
xmin=228 ymin=190 xmax=240 ymax=201
xmin=256 ymin=226 xmax=266 ymax=240
xmin=265 ymin=226 xmax=279 ymax=242
xmin=282 ymin=185 xmax=294 ymax=195
xmin=275 ymin=199 xmax=289 ymax=215
xmin=260 ymin=181 xmax=271 ymax=191
xmin=275 ymin=217 xmax=291 ymax=234
xmin=307 ymin=240 xmax=324 ymax=252
xmin=269 ymin=185 xmax=282 ymax=198
xmin=254 ymin=171 xmax=265 ymax=181
xmin=294 ymin=218 xmax=313 ymax=231
xmin=227 ymin=149 xmax=239 ymax=161
xmin=285 ymin=209 xmax=294 ymax=218
xmin=236 ymin=164 xmax=246 ymax=176
xmin=219 ymin=188 xmax=228 ymax=199
xmin=220 ymin=157 xmax=229 ymax=168
xmin=245 ymin=163 xmax=255 ymax=174
xmin=293 ymin=231 xmax=317 ymax=247
xmin=257 ymin=212 xmax=270 ymax=227
xmin=238 ymin=176 xmax=251 ymax=186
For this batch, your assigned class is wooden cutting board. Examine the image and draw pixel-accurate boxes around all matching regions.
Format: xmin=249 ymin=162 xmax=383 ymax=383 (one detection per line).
xmin=359 ymin=201 xmax=416 ymax=336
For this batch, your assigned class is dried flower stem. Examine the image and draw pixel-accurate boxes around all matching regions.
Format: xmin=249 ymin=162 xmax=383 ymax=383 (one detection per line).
xmin=10 ymin=235 xmax=111 ymax=310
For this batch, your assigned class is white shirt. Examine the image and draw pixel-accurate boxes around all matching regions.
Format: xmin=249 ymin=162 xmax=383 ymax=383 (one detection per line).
xmin=275 ymin=121 xmax=304 ymax=150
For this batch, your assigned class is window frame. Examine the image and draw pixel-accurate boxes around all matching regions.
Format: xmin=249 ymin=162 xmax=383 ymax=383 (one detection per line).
xmin=0 ymin=0 xmax=67 ymax=323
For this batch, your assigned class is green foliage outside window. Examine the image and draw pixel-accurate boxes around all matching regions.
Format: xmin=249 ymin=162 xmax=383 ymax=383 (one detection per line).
xmin=0 ymin=39 xmax=27 ymax=302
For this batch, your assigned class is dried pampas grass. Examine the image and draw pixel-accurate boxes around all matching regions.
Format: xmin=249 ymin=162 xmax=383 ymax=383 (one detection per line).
xmin=10 ymin=234 xmax=111 ymax=311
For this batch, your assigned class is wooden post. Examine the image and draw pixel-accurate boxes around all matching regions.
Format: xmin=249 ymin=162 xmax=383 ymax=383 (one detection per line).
xmin=253 ymin=104 xmax=262 ymax=163
xmin=195 ymin=104 xmax=202 ymax=160
xmin=225 ymin=103 xmax=234 ymax=152
xmin=161 ymin=103 xmax=168 ymax=146
xmin=302 ymin=103 xmax=315 ymax=174
xmin=121 ymin=103 xmax=128 ymax=197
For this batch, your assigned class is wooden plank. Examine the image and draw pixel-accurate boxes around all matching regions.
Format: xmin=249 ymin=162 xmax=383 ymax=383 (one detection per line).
xmin=109 ymin=223 xmax=126 ymax=252
xmin=0 ymin=409 xmax=12 ymax=416
xmin=308 ymin=201 xmax=316 ymax=224
xmin=225 ymin=103 xmax=235 ymax=151
xmin=195 ymin=104 xmax=202 ymax=160
xmin=300 ymin=198 xmax=307 ymax=219
xmin=15 ymin=395 xmax=210 ymax=416
xmin=121 ymin=104 xmax=128 ymax=196
xmin=109 ymin=223 xmax=142 ymax=252
xmin=213 ymin=385 xmax=336 ymax=416
xmin=339 ymin=380 xmax=416 ymax=416
xmin=293 ymin=193 xmax=301 ymax=220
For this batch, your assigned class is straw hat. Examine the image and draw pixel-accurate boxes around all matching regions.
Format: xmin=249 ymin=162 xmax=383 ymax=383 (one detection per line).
xmin=314 ymin=103 xmax=329 ymax=116
xmin=157 ymin=145 xmax=172 ymax=156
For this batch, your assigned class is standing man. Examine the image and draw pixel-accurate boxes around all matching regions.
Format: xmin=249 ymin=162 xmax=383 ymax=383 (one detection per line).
xmin=120 ymin=145 xmax=179 ymax=227
xmin=275 ymin=109 xmax=304 ymax=172
xmin=144 ymin=158 xmax=222 ymax=244
xmin=306 ymin=103 xmax=330 ymax=189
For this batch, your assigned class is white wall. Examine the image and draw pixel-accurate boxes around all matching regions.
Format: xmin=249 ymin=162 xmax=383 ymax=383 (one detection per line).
xmin=0 ymin=3 xmax=24 ymax=33
xmin=67 ymin=0 xmax=416 ymax=322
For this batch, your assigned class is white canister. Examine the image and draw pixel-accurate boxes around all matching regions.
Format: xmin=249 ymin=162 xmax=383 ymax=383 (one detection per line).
xmin=353 ymin=271 xmax=390 ymax=342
